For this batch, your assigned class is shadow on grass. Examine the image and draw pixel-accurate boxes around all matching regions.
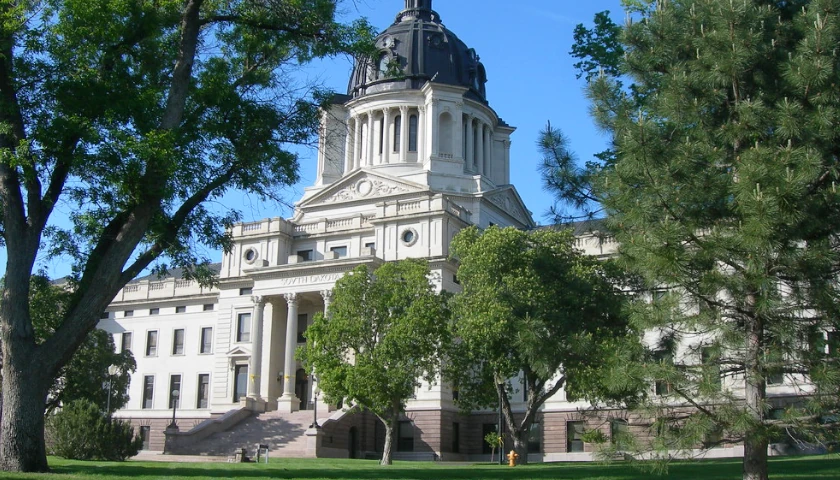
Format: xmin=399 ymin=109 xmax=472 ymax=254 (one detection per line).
xmin=46 ymin=455 xmax=840 ymax=480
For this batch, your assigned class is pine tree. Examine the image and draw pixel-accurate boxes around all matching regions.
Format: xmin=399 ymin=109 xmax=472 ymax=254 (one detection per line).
xmin=547 ymin=2 xmax=840 ymax=479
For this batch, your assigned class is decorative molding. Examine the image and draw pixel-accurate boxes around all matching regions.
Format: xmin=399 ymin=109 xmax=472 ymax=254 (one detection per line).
xmin=486 ymin=191 xmax=528 ymax=224
xmin=284 ymin=292 xmax=298 ymax=306
xmin=251 ymin=295 xmax=264 ymax=306
xmin=324 ymin=178 xmax=411 ymax=203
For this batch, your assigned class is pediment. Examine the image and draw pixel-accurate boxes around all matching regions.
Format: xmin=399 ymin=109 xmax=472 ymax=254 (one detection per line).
xmin=483 ymin=187 xmax=535 ymax=228
xmin=298 ymin=169 xmax=428 ymax=208
xmin=226 ymin=346 xmax=251 ymax=357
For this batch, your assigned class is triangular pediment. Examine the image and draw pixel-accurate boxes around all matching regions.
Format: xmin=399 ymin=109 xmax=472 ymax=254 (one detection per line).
xmin=483 ymin=187 xmax=536 ymax=228
xmin=226 ymin=346 xmax=251 ymax=357
xmin=298 ymin=169 xmax=428 ymax=208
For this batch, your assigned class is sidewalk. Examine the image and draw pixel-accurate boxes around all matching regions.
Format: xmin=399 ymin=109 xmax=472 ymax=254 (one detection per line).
xmin=130 ymin=451 xmax=229 ymax=463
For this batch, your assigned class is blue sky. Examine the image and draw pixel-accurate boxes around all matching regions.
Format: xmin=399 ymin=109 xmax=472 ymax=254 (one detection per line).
xmin=1 ymin=0 xmax=626 ymax=279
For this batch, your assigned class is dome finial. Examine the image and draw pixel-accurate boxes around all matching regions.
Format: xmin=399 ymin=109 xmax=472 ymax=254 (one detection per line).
xmin=404 ymin=0 xmax=432 ymax=10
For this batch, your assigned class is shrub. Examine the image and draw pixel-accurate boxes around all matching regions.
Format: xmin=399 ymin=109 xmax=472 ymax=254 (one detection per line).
xmin=46 ymin=399 xmax=142 ymax=461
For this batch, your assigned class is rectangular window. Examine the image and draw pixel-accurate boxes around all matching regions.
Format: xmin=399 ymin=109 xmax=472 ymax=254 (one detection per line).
xmin=829 ymin=331 xmax=838 ymax=356
xmin=393 ymin=115 xmax=401 ymax=152
xmin=567 ymin=421 xmax=585 ymax=453
xmin=408 ymin=115 xmax=418 ymax=152
xmin=365 ymin=242 xmax=375 ymax=250
xmin=121 ymin=332 xmax=133 ymax=354
xmin=142 ymin=376 xmax=154 ymax=409
xmin=100 ymin=312 xmax=110 ymax=319
xmin=297 ymin=250 xmax=313 ymax=262
xmin=124 ymin=310 xmax=134 ymax=318
xmin=197 ymin=374 xmax=210 ymax=409
xmin=701 ymin=347 xmax=721 ymax=391
xmin=330 ymin=246 xmax=348 ymax=258
xmin=169 ymin=375 xmax=181 ymax=408
xmin=175 ymin=305 xmax=186 ymax=314
xmin=172 ymin=329 xmax=185 ymax=355
xmin=452 ymin=422 xmax=460 ymax=453
xmin=236 ymin=313 xmax=251 ymax=343
xmin=528 ymin=421 xmax=541 ymax=454
xmin=297 ymin=314 xmax=308 ymax=343
xmin=139 ymin=426 xmax=151 ymax=450
xmin=203 ymin=303 xmax=215 ymax=311
xmin=397 ymin=421 xmax=414 ymax=452
xmin=200 ymin=327 xmax=213 ymax=354
xmin=233 ymin=365 xmax=248 ymax=402
xmin=482 ymin=423 xmax=498 ymax=454
xmin=239 ymin=287 xmax=252 ymax=296
xmin=653 ymin=350 xmax=673 ymax=395
xmin=145 ymin=331 xmax=158 ymax=356
xmin=149 ymin=308 xmax=159 ymax=315
xmin=610 ymin=419 xmax=629 ymax=449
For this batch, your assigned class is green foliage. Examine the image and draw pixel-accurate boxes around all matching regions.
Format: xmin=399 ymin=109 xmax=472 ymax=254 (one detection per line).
xmin=547 ymin=0 xmax=840 ymax=473
xmin=298 ymin=259 xmax=448 ymax=464
xmin=29 ymin=276 xmax=135 ymax=414
xmin=570 ymin=11 xmax=624 ymax=82
xmin=446 ymin=226 xmax=638 ymax=457
xmin=45 ymin=400 xmax=141 ymax=461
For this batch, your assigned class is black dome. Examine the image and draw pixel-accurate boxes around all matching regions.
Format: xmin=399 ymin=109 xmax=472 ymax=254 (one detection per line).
xmin=347 ymin=0 xmax=488 ymax=103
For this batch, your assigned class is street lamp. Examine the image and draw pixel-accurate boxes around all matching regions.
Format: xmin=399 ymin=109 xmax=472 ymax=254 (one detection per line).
xmin=169 ymin=390 xmax=180 ymax=429
xmin=309 ymin=375 xmax=320 ymax=429
xmin=106 ymin=365 xmax=120 ymax=419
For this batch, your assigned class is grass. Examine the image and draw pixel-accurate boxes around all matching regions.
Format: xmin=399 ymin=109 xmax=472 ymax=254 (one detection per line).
xmin=0 ymin=455 xmax=836 ymax=480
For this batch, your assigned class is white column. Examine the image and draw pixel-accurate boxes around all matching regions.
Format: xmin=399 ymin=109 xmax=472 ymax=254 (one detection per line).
xmin=366 ymin=113 xmax=375 ymax=166
xmin=353 ymin=117 xmax=362 ymax=170
xmin=455 ymin=106 xmax=464 ymax=161
xmin=344 ymin=117 xmax=354 ymax=173
xmin=418 ymin=105 xmax=427 ymax=163
xmin=484 ymin=125 xmax=492 ymax=177
xmin=382 ymin=108 xmax=391 ymax=164
xmin=248 ymin=296 xmax=266 ymax=402
xmin=465 ymin=117 xmax=474 ymax=173
xmin=321 ymin=289 xmax=333 ymax=317
xmin=504 ymin=139 xmax=511 ymax=184
xmin=278 ymin=292 xmax=300 ymax=412
xmin=475 ymin=122 xmax=484 ymax=174
xmin=399 ymin=106 xmax=409 ymax=163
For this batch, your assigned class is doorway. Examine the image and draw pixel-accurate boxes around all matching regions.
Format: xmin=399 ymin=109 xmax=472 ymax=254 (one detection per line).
xmin=233 ymin=365 xmax=248 ymax=402
xmin=295 ymin=368 xmax=309 ymax=410
xmin=348 ymin=426 xmax=358 ymax=459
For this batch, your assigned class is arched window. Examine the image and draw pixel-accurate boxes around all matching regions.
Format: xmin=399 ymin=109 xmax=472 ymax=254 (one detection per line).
xmin=439 ymin=112 xmax=453 ymax=156
xmin=408 ymin=114 xmax=418 ymax=152
xmin=378 ymin=115 xmax=384 ymax=154
xmin=393 ymin=115 xmax=402 ymax=152
xmin=378 ymin=53 xmax=389 ymax=79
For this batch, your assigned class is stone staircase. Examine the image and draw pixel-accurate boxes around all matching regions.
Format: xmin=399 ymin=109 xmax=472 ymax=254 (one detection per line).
xmin=175 ymin=410 xmax=316 ymax=458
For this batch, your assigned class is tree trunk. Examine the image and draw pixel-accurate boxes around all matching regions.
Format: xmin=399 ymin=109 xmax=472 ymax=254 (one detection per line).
xmin=743 ymin=435 xmax=768 ymax=480
xmin=0 ymin=347 xmax=51 ymax=472
xmin=743 ymin=297 xmax=768 ymax=480
xmin=513 ymin=433 xmax=528 ymax=465
xmin=380 ymin=412 xmax=397 ymax=466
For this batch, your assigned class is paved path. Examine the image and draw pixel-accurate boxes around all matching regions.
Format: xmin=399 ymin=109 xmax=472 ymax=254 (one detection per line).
xmin=130 ymin=451 xmax=229 ymax=463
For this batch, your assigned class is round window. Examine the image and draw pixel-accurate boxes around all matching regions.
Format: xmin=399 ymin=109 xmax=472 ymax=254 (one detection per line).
xmin=243 ymin=248 xmax=258 ymax=264
xmin=401 ymin=228 xmax=419 ymax=246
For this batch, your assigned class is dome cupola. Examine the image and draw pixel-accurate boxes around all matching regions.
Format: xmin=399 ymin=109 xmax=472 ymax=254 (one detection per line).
xmin=347 ymin=0 xmax=488 ymax=103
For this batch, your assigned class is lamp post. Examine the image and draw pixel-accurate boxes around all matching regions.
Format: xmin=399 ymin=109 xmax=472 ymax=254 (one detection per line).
xmin=309 ymin=375 xmax=320 ymax=429
xmin=169 ymin=390 xmax=180 ymax=429
xmin=106 ymin=365 xmax=119 ymax=419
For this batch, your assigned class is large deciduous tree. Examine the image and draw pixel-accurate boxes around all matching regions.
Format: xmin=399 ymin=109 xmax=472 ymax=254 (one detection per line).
xmin=446 ymin=226 xmax=635 ymax=464
xmin=298 ymin=260 xmax=449 ymax=466
xmin=545 ymin=2 xmax=840 ymax=479
xmin=0 ymin=0 xmax=372 ymax=472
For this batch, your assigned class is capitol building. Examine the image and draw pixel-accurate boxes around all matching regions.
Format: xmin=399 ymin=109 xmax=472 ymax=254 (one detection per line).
xmin=98 ymin=0 xmax=776 ymax=461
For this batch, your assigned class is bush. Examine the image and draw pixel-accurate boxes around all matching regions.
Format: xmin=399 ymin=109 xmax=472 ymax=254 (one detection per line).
xmin=46 ymin=399 xmax=142 ymax=461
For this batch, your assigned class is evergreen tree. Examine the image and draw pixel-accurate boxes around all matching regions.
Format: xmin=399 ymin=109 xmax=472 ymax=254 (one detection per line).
xmin=545 ymin=2 xmax=840 ymax=479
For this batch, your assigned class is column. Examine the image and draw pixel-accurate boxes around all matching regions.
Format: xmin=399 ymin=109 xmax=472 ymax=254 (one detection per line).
xmin=382 ymin=108 xmax=391 ymax=164
xmin=476 ymin=123 xmax=485 ymax=176
xmin=484 ymin=125 xmax=492 ymax=177
xmin=399 ymin=106 xmax=409 ymax=163
xmin=465 ymin=116 xmax=474 ymax=173
xmin=278 ymin=293 xmax=300 ymax=412
xmin=418 ymin=105 xmax=427 ymax=163
xmin=353 ymin=117 xmax=362 ymax=170
xmin=366 ymin=113 xmax=375 ymax=166
xmin=344 ymin=117 xmax=354 ymax=173
xmin=247 ymin=296 xmax=266 ymax=403
xmin=321 ymin=290 xmax=333 ymax=317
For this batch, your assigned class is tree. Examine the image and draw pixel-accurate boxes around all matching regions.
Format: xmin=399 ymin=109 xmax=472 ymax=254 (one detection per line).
xmin=545 ymin=1 xmax=840 ymax=479
xmin=28 ymin=276 xmax=135 ymax=414
xmin=446 ymin=226 xmax=636 ymax=464
xmin=0 ymin=0 xmax=372 ymax=472
xmin=298 ymin=260 xmax=449 ymax=465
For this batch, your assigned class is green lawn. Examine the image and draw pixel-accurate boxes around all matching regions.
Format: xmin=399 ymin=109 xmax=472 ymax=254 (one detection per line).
xmin=0 ymin=455 xmax=837 ymax=480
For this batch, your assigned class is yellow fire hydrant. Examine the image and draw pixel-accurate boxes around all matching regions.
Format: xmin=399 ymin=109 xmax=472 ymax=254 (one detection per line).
xmin=506 ymin=449 xmax=519 ymax=467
